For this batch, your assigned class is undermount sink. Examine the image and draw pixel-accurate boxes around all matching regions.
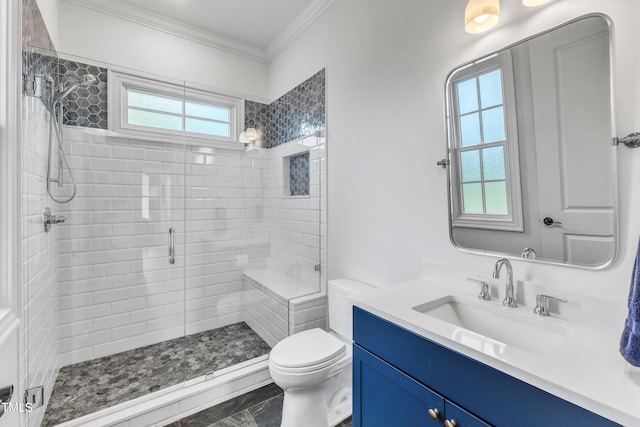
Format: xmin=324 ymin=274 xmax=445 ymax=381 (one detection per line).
xmin=413 ymin=296 xmax=573 ymax=356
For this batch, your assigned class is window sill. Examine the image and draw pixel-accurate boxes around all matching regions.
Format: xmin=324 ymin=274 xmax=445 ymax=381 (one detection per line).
xmin=103 ymin=128 xmax=247 ymax=152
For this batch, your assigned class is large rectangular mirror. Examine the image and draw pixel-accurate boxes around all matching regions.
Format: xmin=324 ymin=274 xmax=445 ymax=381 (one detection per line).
xmin=444 ymin=14 xmax=616 ymax=268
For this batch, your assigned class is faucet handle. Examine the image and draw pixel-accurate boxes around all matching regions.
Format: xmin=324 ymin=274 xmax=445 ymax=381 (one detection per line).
xmin=534 ymin=294 xmax=567 ymax=317
xmin=467 ymin=278 xmax=491 ymax=301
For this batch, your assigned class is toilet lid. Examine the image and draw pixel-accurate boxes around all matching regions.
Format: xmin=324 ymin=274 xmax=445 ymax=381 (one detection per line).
xmin=270 ymin=329 xmax=346 ymax=369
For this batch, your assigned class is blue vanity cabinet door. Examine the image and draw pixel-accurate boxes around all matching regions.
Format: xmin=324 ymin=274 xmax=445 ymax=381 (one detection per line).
xmin=353 ymin=307 xmax=620 ymax=427
xmin=353 ymin=344 xmax=445 ymax=427
xmin=445 ymin=400 xmax=493 ymax=427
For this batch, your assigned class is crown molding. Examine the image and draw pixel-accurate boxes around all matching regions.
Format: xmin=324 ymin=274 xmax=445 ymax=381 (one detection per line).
xmin=266 ymin=0 xmax=335 ymax=62
xmin=63 ymin=0 xmax=335 ymax=64
xmin=63 ymin=0 xmax=266 ymax=62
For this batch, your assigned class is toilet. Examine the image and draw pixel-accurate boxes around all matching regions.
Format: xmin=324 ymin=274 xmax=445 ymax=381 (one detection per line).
xmin=268 ymin=279 xmax=376 ymax=427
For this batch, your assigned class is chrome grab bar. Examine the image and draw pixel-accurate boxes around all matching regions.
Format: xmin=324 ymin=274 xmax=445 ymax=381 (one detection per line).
xmin=169 ymin=227 xmax=175 ymax=264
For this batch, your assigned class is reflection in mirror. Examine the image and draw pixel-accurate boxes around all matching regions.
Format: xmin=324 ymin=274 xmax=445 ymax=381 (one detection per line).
xmin=445 ymin=15 xmax=616 ymax=268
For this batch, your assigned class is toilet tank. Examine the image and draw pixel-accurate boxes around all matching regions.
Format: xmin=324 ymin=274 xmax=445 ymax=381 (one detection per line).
xmin=328 ymin=279 xmax=377 ymax=341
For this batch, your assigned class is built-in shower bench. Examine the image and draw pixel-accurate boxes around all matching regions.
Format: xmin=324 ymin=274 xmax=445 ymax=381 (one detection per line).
xmin=243 ymin=267 xmax=327 ymax=347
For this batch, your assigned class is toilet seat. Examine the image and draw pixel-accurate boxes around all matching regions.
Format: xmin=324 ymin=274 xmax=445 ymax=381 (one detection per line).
xmin=270 ymin=329 xmax=347 ymax=373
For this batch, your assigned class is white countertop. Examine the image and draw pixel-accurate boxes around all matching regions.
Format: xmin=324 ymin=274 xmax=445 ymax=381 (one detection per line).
xmin=351 ymin=277 xmax=640 ymax=426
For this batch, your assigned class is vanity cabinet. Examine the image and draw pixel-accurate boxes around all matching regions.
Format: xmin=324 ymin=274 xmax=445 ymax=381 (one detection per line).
xmin=352 ymin=307 xmax=619 ymax=427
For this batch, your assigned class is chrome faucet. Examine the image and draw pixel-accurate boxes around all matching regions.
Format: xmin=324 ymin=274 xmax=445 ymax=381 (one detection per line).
xmin=492 ymin=258 xmax=517 ymax=308
xmin=521 ymin=247 xmax=537 ymax=259
xmin=43 ymin=207 xmax=67 ymax=233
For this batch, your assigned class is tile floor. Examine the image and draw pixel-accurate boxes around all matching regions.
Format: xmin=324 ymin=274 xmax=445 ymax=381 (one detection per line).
xmin=43 ymin=322 xmax=271 ymax=426
xmin=167 ymin=383 xmax=353 ymax=427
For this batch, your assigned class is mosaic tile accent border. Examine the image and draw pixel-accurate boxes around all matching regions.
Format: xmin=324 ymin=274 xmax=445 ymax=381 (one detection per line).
xmin=270 ymin=69 xmax=325 ymax=148
xmin=58 ymin=59 xmax=108 ymax=129
xmin=289 ymin=153 xmax=310 ymax=196
xmin=245 ymin=68 xmax=326 ymax=149
xmin=245 ymin=100 xmax=270 ymax=148
xmin=57 ymin=59 xmax=325 ymax=141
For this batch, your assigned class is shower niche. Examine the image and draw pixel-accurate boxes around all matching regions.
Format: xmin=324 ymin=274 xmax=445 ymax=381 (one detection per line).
xmin=22 ymin=36 xmax=326 ymax=426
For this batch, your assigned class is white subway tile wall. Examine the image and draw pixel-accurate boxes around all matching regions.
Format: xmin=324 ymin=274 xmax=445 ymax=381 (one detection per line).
xmin=22 ymin=94 xmax=60 ymax=427
xmin=243 ymin=275 xmax=289 ymax=347
xmin=55 ymin=128 xmax=325 ymax=365
xmin=55 ymin=128 xmax=267 ymax=365
xmin=289 ymin=295 xmax=328 ymax=335
xmin=263 ymin=135 xmax=326 ymax=290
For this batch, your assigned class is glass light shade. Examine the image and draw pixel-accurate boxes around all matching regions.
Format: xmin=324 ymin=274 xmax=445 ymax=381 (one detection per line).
xmin=522 ymin=0 xmax=551 ymax=6
xmin=245 ymin=127 xmax=258 ymax=141
xmin=465 ymin=0 xmax=500 ymax=34
xmin=238 ymin=131 xmax=248 ymax=143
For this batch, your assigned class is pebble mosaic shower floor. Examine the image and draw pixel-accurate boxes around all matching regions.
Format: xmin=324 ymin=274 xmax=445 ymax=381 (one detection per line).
xmin=42 ymin=322 xmax=271 ymax=426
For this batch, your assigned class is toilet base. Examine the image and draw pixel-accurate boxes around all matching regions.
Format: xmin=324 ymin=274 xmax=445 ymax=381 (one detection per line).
xmin=278 ymin=367 xmax=352 ymax=427
xmin=281 ymin=387 xmax=328 ymax=427
xmin=327 ymin=386 xmax=352 ymax=426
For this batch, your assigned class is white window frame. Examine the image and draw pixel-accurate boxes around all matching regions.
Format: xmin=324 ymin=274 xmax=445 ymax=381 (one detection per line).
xmin=0 ymin=0 xmax=20 ymax=321
xmin=448 ymin=51 xmax=524 ymax=232
xmin=108 ymin=70 xmax=244 ymax=148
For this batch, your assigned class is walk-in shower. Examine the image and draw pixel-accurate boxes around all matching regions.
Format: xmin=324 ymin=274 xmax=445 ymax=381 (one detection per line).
xmin=22 ymin=37 xmax=326 ymax=425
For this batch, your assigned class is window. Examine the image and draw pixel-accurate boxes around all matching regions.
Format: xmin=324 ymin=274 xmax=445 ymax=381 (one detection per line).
xmin=109 ymin=70 xmax=243 ymax=147
xmin=448 ymin=52 xmax=523 ymax=231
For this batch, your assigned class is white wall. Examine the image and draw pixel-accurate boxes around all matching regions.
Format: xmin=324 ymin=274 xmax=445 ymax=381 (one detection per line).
xmin=57 ymin=1 xmax=269 ymax=99
xmin=268 ymin=0 xmax=640 ymax=300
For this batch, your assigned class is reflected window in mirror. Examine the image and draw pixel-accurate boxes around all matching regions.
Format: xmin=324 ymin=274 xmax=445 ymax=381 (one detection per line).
xmin=449 ymin=52 xmax=524 ymax=232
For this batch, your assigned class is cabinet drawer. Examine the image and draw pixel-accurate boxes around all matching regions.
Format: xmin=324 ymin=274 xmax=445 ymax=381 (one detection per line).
xmin=353 ymin=344 xmax=444 ymax=427
xmin=353 ymin=307 xmax=619 ymax=427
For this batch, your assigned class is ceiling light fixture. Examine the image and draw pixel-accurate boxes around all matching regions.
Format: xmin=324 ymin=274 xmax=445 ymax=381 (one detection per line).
xmin=465 ymin=0 xmax=500 ymax=34
xmin=522 ymin=0 xmax=552 ymax=6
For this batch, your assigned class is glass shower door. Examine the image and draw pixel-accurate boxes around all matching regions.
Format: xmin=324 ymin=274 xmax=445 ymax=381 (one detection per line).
xmin=33 ymin=66 xmax=188 ymax=425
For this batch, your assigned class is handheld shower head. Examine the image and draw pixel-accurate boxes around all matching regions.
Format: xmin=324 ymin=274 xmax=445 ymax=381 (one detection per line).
xmin=55 ymin=74 xmax=97 ymax=102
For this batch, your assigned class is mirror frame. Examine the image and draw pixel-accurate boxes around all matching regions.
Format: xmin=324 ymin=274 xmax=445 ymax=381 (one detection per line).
xmin=443 ymin=13 xmax=618 ymax=270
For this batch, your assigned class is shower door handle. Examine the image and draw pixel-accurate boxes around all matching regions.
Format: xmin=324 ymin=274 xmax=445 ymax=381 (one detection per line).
xmin=169 ymin=227 xmax=175 ymax=264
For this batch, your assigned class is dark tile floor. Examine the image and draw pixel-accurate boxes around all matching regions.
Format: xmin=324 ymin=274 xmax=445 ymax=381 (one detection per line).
xmin=43 ymin=322 xmax=271 ymax=426
xmin=167 ymin=383 xmax=353 ymax=427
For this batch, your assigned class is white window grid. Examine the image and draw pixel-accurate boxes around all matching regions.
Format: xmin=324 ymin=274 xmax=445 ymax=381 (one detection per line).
xmin=447 ymin=51 xmax=524 ymax=232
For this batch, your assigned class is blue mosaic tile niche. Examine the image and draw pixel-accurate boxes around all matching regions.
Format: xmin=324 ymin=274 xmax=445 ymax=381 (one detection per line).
xmin=289 ymin=153 xmax=310 ymax=196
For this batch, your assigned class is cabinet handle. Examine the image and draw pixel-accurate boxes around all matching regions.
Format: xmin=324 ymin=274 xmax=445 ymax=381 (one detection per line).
xmin=427 ymin=408 xmax=440 ymax=420
xmin=445 ymin=420 xmax=457 ymax=427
